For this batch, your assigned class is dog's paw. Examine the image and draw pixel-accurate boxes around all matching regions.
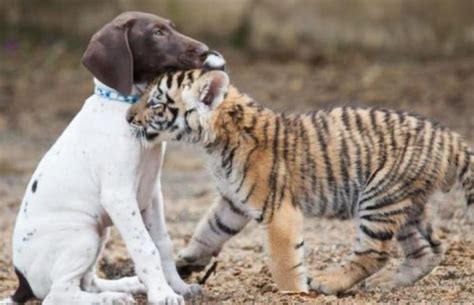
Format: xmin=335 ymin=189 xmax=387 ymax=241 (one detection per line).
xmin=148 ymin=290 xmax=184 ymax=305
xmin=178 ymin=283 xmax=203 ymax=299
xmin=98 ymin=292 xmax=135 ymax=305
xmin=169 ymin=277 xmax=203 ymax=299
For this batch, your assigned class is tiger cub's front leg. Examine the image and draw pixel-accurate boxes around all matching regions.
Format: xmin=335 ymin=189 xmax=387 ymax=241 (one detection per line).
xmin=177 ymin=196 xmax=250 ymax=278
xmin=266 ymin=202 xmax=307 ymax=292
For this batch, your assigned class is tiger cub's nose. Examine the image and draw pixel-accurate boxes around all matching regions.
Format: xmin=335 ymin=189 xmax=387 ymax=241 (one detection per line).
xmin=126 ymin=111 xmax=135 ymax=123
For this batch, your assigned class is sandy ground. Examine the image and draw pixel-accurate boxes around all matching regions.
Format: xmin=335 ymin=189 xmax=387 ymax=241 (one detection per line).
xmin=0 ymin=51 xmax=473 ymax=304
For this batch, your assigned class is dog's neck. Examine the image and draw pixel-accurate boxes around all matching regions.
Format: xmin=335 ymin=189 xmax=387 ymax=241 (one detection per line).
xmin=93 ymin=78 xmax=147 ymax=104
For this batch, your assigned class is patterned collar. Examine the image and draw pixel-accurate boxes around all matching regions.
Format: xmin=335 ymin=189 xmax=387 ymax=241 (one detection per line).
xmin=94 ymin=82 xmax=141 ymax=104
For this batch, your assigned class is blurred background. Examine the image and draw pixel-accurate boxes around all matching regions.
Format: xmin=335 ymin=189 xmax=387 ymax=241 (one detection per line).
xmin=1 ymin=0 xmax=473 ymax=136
xmin=1 ymin=1 xmax=473 ymax=303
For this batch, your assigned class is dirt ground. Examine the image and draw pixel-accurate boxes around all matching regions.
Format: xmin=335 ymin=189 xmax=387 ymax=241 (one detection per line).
xmin=0 ymin=50 xmax=473 ymax=304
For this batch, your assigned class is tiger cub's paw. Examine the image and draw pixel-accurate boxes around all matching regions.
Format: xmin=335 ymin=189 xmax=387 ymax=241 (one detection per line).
xmin=308 ymin=266 xmax=360 ymax=295
xmin=362 ymin=268 xmax=399 ymax=291
xmin=176 ymin=250 xmax=212 ymax=279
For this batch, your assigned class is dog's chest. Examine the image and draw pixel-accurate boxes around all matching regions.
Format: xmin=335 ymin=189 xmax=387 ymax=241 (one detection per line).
xmin=136 ymin=144 xmax=164 ymax=209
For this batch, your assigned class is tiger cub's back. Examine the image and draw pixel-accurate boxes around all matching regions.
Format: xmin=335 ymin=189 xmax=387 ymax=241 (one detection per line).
xmin=277 ymin=106 xmax=470 ymax=218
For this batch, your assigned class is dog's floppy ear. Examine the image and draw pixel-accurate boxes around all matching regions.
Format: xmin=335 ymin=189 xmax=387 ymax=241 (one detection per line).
xmin=82 ymin=18 xmax=134 ymax=95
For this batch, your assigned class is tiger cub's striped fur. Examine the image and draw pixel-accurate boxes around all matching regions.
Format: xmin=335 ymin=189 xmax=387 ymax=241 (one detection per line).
xmin=127 ymin=69 xmax=474 ymax=294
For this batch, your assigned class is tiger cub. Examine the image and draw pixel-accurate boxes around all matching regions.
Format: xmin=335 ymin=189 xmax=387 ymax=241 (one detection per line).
xmin=127 ymin=69 xmax=474 ymax=294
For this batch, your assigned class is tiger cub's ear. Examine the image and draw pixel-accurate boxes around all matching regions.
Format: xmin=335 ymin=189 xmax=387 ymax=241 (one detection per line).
xmin=197 ymin=70 xmax=229 ymax=108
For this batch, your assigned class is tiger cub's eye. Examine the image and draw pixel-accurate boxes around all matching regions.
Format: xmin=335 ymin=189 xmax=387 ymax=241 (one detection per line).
xmin=151 ymin=103 xmax=165 ymax=111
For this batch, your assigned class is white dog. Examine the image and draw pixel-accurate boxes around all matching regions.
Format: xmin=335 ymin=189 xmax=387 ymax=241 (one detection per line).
xmin=1 ymin=11 xmax=216 ymax=305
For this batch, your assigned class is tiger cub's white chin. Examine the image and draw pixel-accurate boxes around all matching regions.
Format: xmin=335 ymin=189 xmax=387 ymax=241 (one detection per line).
xmin=203 ymin=51 xmax=226 ymax=71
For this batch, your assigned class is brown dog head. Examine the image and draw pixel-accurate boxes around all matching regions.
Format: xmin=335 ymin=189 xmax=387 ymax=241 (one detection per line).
xmin=82 ymin=11 xmax=209 ymax=95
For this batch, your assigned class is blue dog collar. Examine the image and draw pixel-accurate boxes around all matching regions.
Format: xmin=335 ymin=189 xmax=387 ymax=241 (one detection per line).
xmin=94 ymin=86 xmax=140 ymax=104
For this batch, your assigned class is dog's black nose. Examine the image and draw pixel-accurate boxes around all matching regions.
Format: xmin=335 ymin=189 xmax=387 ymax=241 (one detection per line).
xmin=186 ymin=43 xmax=208 ymax=59
xmin=193 ymin=43 xmax=209 ymax=56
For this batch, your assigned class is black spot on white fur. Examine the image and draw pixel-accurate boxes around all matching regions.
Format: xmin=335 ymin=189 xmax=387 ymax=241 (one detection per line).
xmin=11 ymin=268 xmax=34 ymax=303
xmin=31 ymin=180 xmax=38 ymax=193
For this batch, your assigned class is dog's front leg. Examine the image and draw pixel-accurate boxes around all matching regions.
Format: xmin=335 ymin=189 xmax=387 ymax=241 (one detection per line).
xmin=142 ymin=183 xmax=202 ymax=299
xmin=101 ymin=189 xmax=184 ymax=305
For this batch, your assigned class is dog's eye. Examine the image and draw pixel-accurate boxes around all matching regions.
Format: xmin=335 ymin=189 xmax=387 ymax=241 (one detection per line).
xmin=153 ymin=28 xmax=164 ymax=36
